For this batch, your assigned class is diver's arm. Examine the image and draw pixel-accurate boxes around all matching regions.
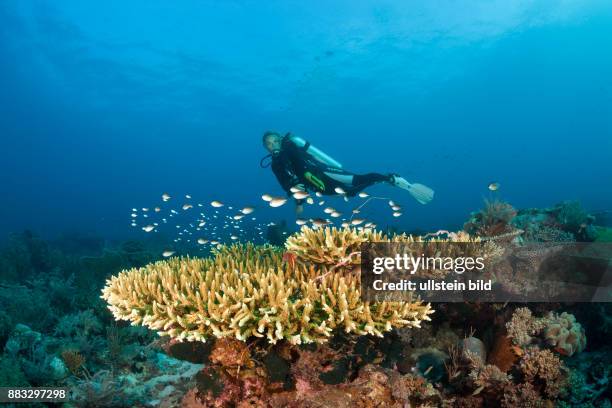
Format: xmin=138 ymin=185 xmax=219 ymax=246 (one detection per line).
xmin=271 ymin=160 xmax=298 ymax=195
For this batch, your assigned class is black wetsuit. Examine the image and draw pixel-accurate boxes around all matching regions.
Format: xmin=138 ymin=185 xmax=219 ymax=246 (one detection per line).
xmin=271 ymin=135 xmax=390 ymax=197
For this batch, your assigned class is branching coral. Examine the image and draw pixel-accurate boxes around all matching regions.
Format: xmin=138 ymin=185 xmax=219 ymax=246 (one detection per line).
xmin=519 ymin=348 xmax=567 ymax=399
xmin=285 ymin=226 xmax=385 ymax=267
xmin=506 ymin=308 xmax=545 ymax=347
xmin=102 ymin=239 xmax=433 ymax=345
xmin=286 ymin=226 xmax=503 ymax=279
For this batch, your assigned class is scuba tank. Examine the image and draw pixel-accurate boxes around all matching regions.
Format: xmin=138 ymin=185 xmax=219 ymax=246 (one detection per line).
xmin=288 ymin=135 xmax=343 ymax=169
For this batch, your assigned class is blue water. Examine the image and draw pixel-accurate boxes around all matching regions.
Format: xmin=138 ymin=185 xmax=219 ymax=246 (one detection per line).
xmin=1 ymin=1 xmax=611 ymax=241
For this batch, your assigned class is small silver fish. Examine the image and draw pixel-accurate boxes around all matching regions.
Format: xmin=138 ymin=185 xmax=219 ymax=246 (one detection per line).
xmin=306 ymin=197 xmax=314 ymax=205
xmin=393 ymin=212 xmax=402 ymax=217
xmin=334 ymin=187 xmax=346 ymax=195
xmin=154 ymin=207 xmax=161 ymax=212
xmin=269 ymin=197 xmax=288 ymax=207
xmin=324 ymin=207 xmax=335 ymax=214
xmin=488 ymin=182 xmax=500 ymax=191
xmin=358 ymin=192 xmax=369 ymax=198
xmin=296 ymin=218 xmax=308 ymax=226
xmin=293 ymin=191 xmax=310 ymax=200
xmin=261 ymin=194 xmax=273 ymax=202
xmin=182 ymin=204 xmax=193 ymax=210
xmin=290 ymin=186 xmax=304 ymax=193
xmin=142 ymin=225 xmax=155 ymax=232
xmin=185 ymin=194 xmax=192 ymax=199
xmin=162 ymin=250 xmax=175 ymax=257
xmin=162 ymin=193 xmax=171 ymax=201
xmin=233 ymin=214 xmax=245 ymax=220
xmin=392 ymin=205 xmax=401 ymax=211
xmin=211 ymin=200 xmax=224 ymax=208
xmin=351 ymin=218 xmax=365 ymax=226
xmin=330 ymin=211 xmax=342 ymax=218
xmin=311 ymin=218 xmax=331 ymax=228
xmin=240 ymin=207 xmax=255 ymax=215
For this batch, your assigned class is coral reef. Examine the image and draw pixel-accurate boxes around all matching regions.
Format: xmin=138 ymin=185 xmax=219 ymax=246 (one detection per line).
xmin=0 ymin=199 xmax=609 ymax=406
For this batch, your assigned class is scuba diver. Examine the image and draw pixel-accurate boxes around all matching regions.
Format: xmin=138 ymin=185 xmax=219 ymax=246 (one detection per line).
xmin=261 ymin=131 xmax=434 ymax=214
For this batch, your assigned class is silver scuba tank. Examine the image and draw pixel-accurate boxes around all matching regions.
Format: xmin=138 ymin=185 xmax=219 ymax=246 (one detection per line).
xmin=289 ymin=135 xmax=343 ymax=169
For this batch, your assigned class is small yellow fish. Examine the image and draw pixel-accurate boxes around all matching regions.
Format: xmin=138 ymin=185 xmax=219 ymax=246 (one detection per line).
xmin=488 ymin=182 xmax=500 ymax=191
xmin=211 ymin=200 xmax=224 ymax=208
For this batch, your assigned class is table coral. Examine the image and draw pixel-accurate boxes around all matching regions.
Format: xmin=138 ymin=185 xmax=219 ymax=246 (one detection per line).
xmin=102 ymin=233 xmax=434 ymax=345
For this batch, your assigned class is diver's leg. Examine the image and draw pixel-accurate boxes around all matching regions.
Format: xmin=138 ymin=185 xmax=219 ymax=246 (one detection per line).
xmin=324 ymin=171 xmax=391 ymax=196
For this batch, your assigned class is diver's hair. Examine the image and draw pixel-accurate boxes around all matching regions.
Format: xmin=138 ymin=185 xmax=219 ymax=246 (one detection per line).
xmin=262 ymin=131 xmax=281 ymax=145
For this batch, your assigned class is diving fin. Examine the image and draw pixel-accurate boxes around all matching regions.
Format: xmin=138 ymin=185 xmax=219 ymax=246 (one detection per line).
xmin=391 ymin=175 xmax=434 ymax=205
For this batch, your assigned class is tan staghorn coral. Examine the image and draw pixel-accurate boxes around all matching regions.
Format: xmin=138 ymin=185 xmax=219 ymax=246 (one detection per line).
xmin=285 ymin=226 xmax=386 ymax=267
xmin=102 ymin=242 xmax=433 ymax=345
xmin=286 ymin=226 xmax=503 ymax=279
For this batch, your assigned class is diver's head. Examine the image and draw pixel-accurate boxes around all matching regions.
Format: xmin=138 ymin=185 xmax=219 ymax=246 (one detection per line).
xmin=263 ymin=131 xmax=282 ymax=155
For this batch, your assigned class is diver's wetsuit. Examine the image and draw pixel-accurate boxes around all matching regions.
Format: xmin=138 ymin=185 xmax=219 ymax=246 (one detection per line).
xmin=271 ymin=135 xmax=391 ymax=197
